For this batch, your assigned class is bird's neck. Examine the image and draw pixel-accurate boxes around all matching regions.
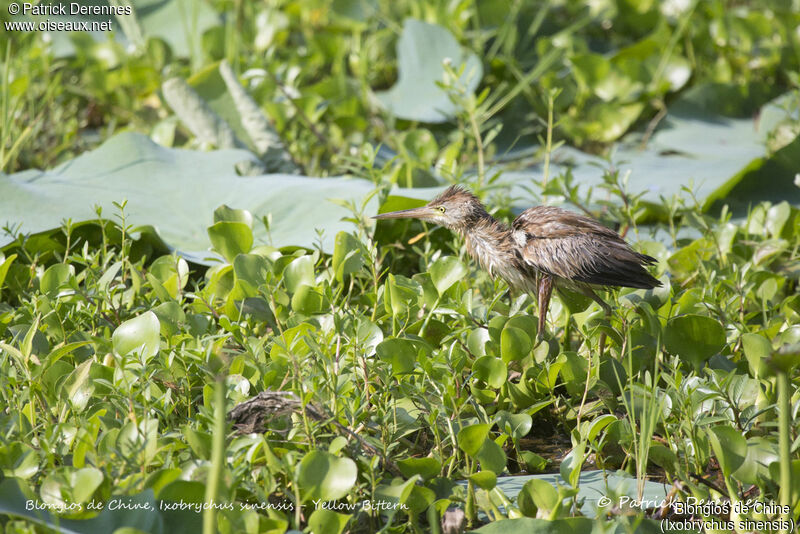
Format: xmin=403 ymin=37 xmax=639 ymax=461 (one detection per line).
xmin=455 ymin=215 xmax=516 ymax=276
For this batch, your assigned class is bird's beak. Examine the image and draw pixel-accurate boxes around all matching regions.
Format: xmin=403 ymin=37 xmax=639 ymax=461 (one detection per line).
xmin=372 ymin=206 xmax=436 ymax=220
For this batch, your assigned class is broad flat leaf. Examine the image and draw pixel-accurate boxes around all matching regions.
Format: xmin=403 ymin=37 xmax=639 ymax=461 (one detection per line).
xmin=298 ymin=450 xmax=358 ymax=502
xmin=473 ymin=356 xmax=507 ymax=389
xmin=469 ymin=471 xmax=497 ymax=490
xmin=475 ymin=439 xmax=506 ymax=474
xmin=397 ymin=457 xmax=441 ymax=481
xmin=42 ymin=0 xmax=221 ymax=59
xmin=376 ymin=19 xmax=483 ymax=123
xmin=708 ymin=425 xmax=747 ymax=479
xmin=429 ymin=256 xmax=467 ymax=296
xmin=505 ymin=90 xmax=798 ymax=214
xmin=307 ymin=509 xmax=350 ymax=534
xmin=664 ymin=314 xmax=726 ymax=369
xmin=112 ymin=311 xmax=161 ymax=358
xmin=332 ymin=231 xmax=364 ymax=282
xmin=375 ymin=338 xmax=417 ymax=375
xmin=0 ymin=133 xmax=379 ymax=261
xmin=457 ymin=424 xmax=490 ymax=457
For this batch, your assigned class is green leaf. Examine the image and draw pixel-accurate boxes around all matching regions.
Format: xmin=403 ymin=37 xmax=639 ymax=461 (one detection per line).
xmin=0 ymin=133 xmax=383 ymax=259
xmin=457 ymin=424 xmax=490 ymax=457
xmin=500 ymin=326 xmax=532 ymax=362
xmin=375 ymin=19 xmax=483 ymax=123
xmin=495 ymin=411 xmax=532 ymax=440
xmin=376 ymin=338 xmax=417 ymax=375
xmin=283 ymin=255 xmax=315 ymax=293
xmin=40 ymin=263 xmax=72 ymax=297
xmin=664 ymin=314 xmax=726 ymax=370
xmin=62 ymin=360 xmax=94 ymax=414
xmin=429 ymin=256 xmax=468 ymax=296
xmin=397 ymin=457 xmax=441 ymax=481
xmin=214 ymin=205 xmax=253 ymax=226
xmin=475 ymin=439 xmax=507 ymax=474
xmin=473 ymin=356 xmax=507 ymax=388
xmin=298 ymin=450 xmax=357 ymax=502
xmin=469 ymin=470 xmax=497 ymax=490
xmin=307 ymin=509 xmax=351 ymax=534
xmin=71 ymin=467 xmax=103 ymax=503
xmin=112 ymin=311 xmax=161 ymax=358
xmin=741 ymin=333 xmax=772 ymax=378
xmin=332 ymin=231 xmax=364 ymax=282
xmin=708 ymin=425 xmax=747 ymax=479
xmin=232 ymin=253 xmax=270 ymax=295
xmin=517 ymin=478 xmax=560 ymax=518
xmin=0 ymin=253 xmax=17 ymax=297
xmin=207 ymin=221 xmax=253 ymax=263
xmin=291 ymin=284 xmax=327 ymax=315
xmin=151 ymin=301 xmax=185 ymax=337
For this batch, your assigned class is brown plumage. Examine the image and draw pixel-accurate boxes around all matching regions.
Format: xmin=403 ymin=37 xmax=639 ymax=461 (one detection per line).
xmin=373 ymin=185 xmax=662 ymax=338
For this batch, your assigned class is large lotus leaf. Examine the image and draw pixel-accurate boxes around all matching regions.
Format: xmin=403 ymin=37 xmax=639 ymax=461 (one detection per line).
xmin=505 ymin=90 xmax=798 ymax=213
xmin=34 ymin=0 xmax=221 ymax=59
xmin=0 ymin=132 xmax=379 ymax=261
xmin=376 ymin=19 xmax=483 ymax=123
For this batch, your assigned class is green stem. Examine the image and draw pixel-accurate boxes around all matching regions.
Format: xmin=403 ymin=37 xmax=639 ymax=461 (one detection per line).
xmin=778 ymin=371 xmax=792 ymax=530
xmin=203 ymin=378 xmax=227 ymax=534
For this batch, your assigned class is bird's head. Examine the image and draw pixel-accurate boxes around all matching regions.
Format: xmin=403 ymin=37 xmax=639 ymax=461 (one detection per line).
xmin=372 ymin=185 xmax=487 ymax=231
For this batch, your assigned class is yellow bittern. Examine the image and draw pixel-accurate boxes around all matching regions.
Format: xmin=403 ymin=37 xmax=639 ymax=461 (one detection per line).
xmin=373 ymin=185 xmax=661 ymax=338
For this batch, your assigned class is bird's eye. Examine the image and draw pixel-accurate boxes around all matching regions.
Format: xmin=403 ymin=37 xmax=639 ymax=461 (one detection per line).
xmin=438 ymin=206 xmax=446 ymax=213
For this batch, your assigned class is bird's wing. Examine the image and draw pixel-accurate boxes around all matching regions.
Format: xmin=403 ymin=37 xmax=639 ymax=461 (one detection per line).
xmin=512 ymin=206 xmax=660 ymax=289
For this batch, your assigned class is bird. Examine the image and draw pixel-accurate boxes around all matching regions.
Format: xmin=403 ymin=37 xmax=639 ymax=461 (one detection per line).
xmin=373 ymin=185 xmax=661 ymax=340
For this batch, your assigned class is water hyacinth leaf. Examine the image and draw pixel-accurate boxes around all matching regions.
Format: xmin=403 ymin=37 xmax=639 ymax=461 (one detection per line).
xmin=232 ymin=253 xmax=270 ymax=294
xmin=291 ymin=284 xmax=327 ymax=314
xmin=734 ymin=437 xmax=778 ymax=486
xmin=71 ymin=467 xmax=104 ymax=503
xmin=385 ymin=274 xmax=421 ymax=317
xmin=214 ymin=205 xmax=253 ymax=226
xmin=475 ymin=439 xmax=506 ymax=474
xmin=308 ymin=509 xmax=351 ymax=534
xmin=332 ymin=231 xmax=364 ymax=282
xmin=0 ymin=442 xmax=40 ymax=480
xmin=207 ymin=221 xmax=253 ymax=263
xmin=518 ymin=451 xmax=547 ymax=473
xmin=112 ymin=311 xmax=161 ymax=358
xmin=495 ymin=411 xmax=532 ymax=440
xmin=741 ymin=333 xmax=772 ymax=378
xmin=62 ymin=360 xmax=94 ymax=413
xmin=664 ymin=314 xmax=726 ymax=369
xmin=708 ymin=425 xmax=747 ymax=478
xmin=148 ymin=255 xmax=189 ymax=298
xmin=468 ymin=328 xmax=491 ymax=356
xmin=283 ymin=255 xmax=315 ymax=293
xmin=429 ymin=256 xmax=468 ymax=296
xmin=0 ymin=253 xmax=17 ymax=297
xmin=473 ymin=356 xmax=507 ymax=388
xmin=376 ymin=338 xmax=417 ymax=375
xmin=648 ymin=445 xmax=678 ymax=473
xmin=469 ymin=471 xmax=497 ymax=490
xmin=397 ymin=457 xmax=441 ymax=481
xmin=40 ymin=263 xmax=72 ymax=297
xmin=152 ymin=301 xmax=185 ymax=337
xmin=500 ymin=327 xmax=532 ymax=362
xmin=457 ymin=424 xmax=490 ymax=457
xmin=298 ymin=450 xmax=357 ymax=502
xmin=517 ymin=478 xmax=560 ymax=518
xmin=375 ymin=19 xmax=483 ymax=123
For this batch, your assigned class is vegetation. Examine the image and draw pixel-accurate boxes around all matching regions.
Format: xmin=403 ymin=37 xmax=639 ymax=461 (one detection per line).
xmin=1 ymin=0 xmax=800 ymax=533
